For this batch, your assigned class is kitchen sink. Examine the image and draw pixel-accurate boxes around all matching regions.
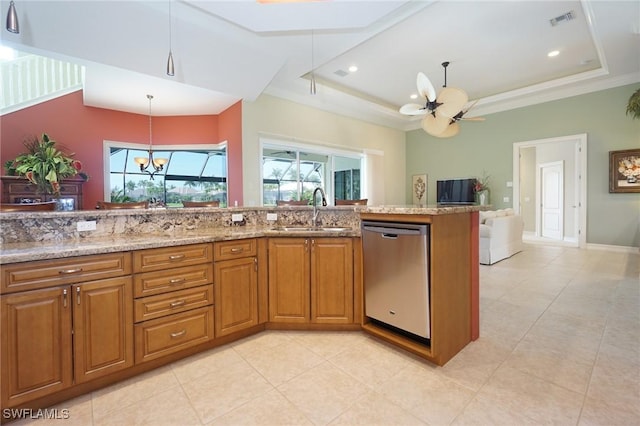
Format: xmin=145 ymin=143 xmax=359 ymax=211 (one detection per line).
xmin=270 ymin=226 xmax=351 ymax=232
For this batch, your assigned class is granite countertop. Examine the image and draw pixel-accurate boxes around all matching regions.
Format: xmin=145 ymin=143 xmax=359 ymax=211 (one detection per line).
xmin=0 ymin=205 xmax=482 ymax=264
xmin=0 ymin=225 xmax=360 ymax=264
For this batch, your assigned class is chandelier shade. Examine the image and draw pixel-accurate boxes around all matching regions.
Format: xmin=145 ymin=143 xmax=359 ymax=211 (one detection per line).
xmin=6 ymin=0 xmax=19 ymax=33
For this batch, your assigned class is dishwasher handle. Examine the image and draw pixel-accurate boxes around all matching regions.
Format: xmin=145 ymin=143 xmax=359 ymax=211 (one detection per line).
xmin=362 ymin=224 xmax=427 ymax=236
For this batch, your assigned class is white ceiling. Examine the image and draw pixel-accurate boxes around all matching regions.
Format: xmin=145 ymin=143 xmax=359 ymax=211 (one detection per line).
xmin=2 ymin=0 xmax=639 ymax=131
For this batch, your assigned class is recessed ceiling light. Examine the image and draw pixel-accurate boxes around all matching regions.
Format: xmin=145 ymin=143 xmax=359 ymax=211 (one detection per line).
xmin=410 ymin=94 xmax=418 ymax=100
xmin=348 ymin=65 xmax=358 ymax=73
xmin=548 ymin=50 xmax=560 ymax=57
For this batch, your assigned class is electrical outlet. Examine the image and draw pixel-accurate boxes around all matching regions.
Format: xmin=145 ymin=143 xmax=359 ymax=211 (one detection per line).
xmin=506 ymin=181 xmax=513 ymax=187
xmin=77 ymin=220 xmax=96 ymax=232
xmin=232 ymin=213 xmax=244 ymax=222
xmin=503 ymin=197 xmax=510 ymax=203
xmin=266 ymin=213 xmax=277 ymax=221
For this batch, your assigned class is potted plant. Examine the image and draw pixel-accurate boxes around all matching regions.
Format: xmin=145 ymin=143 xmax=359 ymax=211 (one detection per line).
xmin=474 ymin=171 xmax=490 ymax=205
xmin=4 ymin=133 xmax=87 ymax=196
xmin=627 ymin=88 xmax=640 ymax=120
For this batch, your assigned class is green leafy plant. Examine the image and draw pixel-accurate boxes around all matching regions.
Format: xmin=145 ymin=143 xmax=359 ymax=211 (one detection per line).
xmin=626 ymin=88 xmax=640 ymax=120
xmin=4 ymin=133 xmax=87 ymax=196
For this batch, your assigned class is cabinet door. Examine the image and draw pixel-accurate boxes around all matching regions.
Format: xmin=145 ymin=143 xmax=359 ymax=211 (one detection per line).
xmin=73 ymin=277 xmax=134 ymax=383
xmin=311 ymin=238 xmax=354 ymax=324
xmin=214 ymin=257 xmax=258 ymax=337
xmin=1 ymin=287 xmax=72 ymax=408
xmin=268 ymin=238 xmax=310 ymax=323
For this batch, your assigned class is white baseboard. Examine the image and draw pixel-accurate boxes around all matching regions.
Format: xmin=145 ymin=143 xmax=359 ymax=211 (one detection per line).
xmin=586 ymin=243 xmax=640 ymax=254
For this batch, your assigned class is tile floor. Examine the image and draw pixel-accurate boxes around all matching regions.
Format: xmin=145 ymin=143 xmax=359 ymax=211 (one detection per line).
xmin=10 ymin=244 xmax=639 ymax=426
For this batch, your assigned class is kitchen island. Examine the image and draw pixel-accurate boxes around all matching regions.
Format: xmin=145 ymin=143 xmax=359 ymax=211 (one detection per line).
xmin=0 ymin=205 xmax=479 ymax=415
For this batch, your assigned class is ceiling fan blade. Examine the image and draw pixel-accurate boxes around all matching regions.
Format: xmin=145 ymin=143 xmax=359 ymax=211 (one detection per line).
xmin=436 ymin=87 xmax=468 ymax=118
xmin=437 ymin=122 xmax=460 ymax=138
xmin=399 ymin=103 xmax=427 ymax=116
xmin=461 ymin=117 xmax=485 ymax=122
xmin=421 ymin=114 xmax=450 ymax=136
xmin=417 ymin=72 xmax=436 ymax=102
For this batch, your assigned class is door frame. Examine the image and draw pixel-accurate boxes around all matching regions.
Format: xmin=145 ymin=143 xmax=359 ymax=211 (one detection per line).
xmin=513 ymin=133 xmax=587 ymax=248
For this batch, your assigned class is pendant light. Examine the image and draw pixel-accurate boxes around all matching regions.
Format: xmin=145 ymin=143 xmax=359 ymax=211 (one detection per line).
xmin=310 ymin=29 xmax=316 ymax=95
xmin=166 ymin=0 xmax=175 ymax=76
xmin=133 ymin=95 xmax=169 ymax=179
xmin=6 ymin=0 xmax=19 ymax=34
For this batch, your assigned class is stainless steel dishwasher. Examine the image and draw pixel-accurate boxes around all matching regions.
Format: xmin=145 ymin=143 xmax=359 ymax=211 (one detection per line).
xmin=361 ymin=221 xmax=430 ymax=339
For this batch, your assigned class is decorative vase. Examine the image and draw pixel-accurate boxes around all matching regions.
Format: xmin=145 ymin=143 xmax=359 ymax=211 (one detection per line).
xmin=477 ymin=190 xmax=489 ymax=206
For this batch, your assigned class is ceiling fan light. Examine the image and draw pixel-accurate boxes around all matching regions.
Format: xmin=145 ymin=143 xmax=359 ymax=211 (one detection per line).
xmin=6 ymin=0 xmax=19 ymax=33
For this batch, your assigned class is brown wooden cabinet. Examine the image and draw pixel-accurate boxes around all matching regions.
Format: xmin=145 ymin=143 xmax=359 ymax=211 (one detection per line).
xmin=268 ymin=237 xmax=353 ymax=324
xmin=133 ymin=243 xmax=215 ymax=363
xmin=0 ymin=275 xmax=133 ymax=408
xmin=214 ymin=239 xmax=259 ymax=337
xmin=1 ymin=176 xmax=84 ymax=209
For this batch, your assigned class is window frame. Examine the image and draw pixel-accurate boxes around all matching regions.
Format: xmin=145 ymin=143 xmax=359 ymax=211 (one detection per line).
xmin=103 ymin=140 xmax=228 ymax=204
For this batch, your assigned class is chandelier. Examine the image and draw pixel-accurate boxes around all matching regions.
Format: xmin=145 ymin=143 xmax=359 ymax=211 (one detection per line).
xmin=134 ymin=95 xmax=168 ymax=179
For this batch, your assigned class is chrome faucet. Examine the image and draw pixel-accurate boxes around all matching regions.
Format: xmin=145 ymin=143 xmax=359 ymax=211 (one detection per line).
xmin=312 ymin=187 xmax=327 ymax=226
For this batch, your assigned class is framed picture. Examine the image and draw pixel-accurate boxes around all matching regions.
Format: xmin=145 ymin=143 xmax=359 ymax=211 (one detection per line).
xmin=412 ymin=174 xmax=427 ymax=205
xmin=609 ymin=149 xmax=640 ymax=193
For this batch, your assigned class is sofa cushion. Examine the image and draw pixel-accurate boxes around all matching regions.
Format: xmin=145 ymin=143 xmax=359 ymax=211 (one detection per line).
xmin=479 ymin=210 xmax=498 ymax=224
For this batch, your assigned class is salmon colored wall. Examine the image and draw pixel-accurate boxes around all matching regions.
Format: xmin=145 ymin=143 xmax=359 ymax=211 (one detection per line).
xmin=0 ymin=91 xmax=243 ymax=209
xmin=219 ymin=101 xmax=243 ymax=206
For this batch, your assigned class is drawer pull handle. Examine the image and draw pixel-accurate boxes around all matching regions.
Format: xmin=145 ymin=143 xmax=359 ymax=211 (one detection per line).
xmin=169 ymin=278 xmax=185 ymax=285
xmin=170 ymin=330 xmax=187 ymax=338
xmin=59 ymin=268 xmax=83 ymax=275
xmin=169 ymin=254 xmax=185 ymax=261
xmin=230 ymin=247 xmax=243 ymax=253
xmin=170 ymin=300 xmax=186 ymax=308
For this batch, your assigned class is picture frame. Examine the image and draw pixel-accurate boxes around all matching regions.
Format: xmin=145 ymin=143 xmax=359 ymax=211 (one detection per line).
xmin=609 ymin=148 xmax=640 ymax=193
xmin=412 ymin=174 xmax=427 ymax=205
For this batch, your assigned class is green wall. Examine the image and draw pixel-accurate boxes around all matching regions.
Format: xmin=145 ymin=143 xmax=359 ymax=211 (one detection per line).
xmin=406 ymin=84 xmax=640 ymax=248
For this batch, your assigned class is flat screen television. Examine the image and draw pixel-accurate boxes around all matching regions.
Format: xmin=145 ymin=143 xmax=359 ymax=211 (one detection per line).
xmin=436 ymin=178 xmax=476 ymax=205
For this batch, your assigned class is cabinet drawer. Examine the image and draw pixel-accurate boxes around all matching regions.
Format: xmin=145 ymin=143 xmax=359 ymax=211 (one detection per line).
xmin=133 ymin=243 xmax=213 ymax=273
xmin=134 ymin=306 xmax=214 ymax=363
xmin=134 ymin=284 xmax=214 ymax=322
xmin=133 ymin=263 xmax=213 ymax=298
xmin=214 ymin=239 xmax=257 ymax=261
xmin=1 ymin=253 xmax=132 ymax=294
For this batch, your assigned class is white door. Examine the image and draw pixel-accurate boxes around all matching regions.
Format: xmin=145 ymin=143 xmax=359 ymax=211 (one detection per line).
xmin=540 ymin=161 xmax=564 ymax=240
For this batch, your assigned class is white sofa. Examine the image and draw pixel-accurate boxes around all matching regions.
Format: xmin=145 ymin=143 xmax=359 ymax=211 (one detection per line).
xmin=479 ymin=208 xmax=524 ymax=265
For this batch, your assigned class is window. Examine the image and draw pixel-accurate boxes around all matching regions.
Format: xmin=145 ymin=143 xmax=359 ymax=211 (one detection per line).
xmin=105 ymin=142 xmax=227 ymax=207
xmin=261 ymin=141 xmax=362 ymax=206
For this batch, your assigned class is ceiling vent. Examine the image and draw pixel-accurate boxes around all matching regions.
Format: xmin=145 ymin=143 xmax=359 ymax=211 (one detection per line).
xmin=333 ymin=69 xmax=349 ymax=77
xmin=550 ymin=11 xmax=575 ymax=26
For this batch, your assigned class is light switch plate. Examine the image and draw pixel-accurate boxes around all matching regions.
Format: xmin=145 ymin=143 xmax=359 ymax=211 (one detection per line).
xmin=266 ymin=213 xmax=277 ymax=221
xmin=506 ymin=181 xmax=513 ymax=187
xmin=232 ymin=213 xmax=244 ymax=222
xmin=77 ymin=220 xmax=96 ymax=231
xmin=503 ymin=197 xmax=510 ymax=202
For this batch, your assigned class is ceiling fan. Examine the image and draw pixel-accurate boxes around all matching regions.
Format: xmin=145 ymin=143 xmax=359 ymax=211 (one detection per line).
xmin=399 ymin=62 xmax=484 ymax=138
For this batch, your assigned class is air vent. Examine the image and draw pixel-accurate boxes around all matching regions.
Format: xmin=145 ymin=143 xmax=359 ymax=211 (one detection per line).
xmin=550 ymin=11 xmax=575 ymax=26
xmin=333 ymin=69 xmax=349 ymax=77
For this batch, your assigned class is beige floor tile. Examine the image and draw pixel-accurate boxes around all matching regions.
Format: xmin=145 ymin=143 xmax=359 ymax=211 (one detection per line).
xmin=329 ymin=337 xmax=418 ymax=388
xmin=436 ymin=336 xmax=512 ymax=391
xmin=171 ymin=345 xmax=246 ymax=384
xmin=241 ymin=339 xmax=325 ymax=386
xmin=579 ymin=396 xmax=640 ymax=426
xmin=230 ymin=330 xmax=293 ymax=357
xmin=208 ymin=389 xmax=312 ymax=426
xmin=288 ymin=330 xmax=368 ymax=359
xmin=586 ymin=353 xmax=640 ymax=416
xmin=328 ymin=390 xmax=426 ymax=426
xmin=498 ymin=287 xmax=558 ymax=311
xmin=451 ymin=396 xmax=540 ymax=425
xmin=93 ymin=386 xmax=200 ymax=426
xmin=277 ymin=361 xmax=369 ymax=425
xmin=181 ymin=359 xmax=274 ymax=424
xmin=91 ymin=366 xmax=180 ymax=420
xmin=376 ymin=363 xmax=475 ymax=425
xmin=475 ymin=365 xmax=584 ymax=424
